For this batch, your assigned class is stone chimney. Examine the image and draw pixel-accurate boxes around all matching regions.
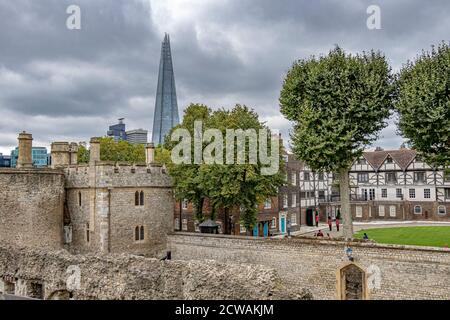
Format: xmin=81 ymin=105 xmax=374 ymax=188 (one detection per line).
xmin=69 ymin=142 xmax=79 ymax=165
xmin=51 ymin=142 xmax=70 ymax=168
xmin=145 ymin=143 xmax=155 ymax=164
xmin=17 ymin=131 xmax=33 ymax=168
xmin=89 ymin=137 xmax=101 ymax=164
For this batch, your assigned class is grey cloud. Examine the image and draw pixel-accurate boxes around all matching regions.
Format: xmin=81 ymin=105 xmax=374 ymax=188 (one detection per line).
xmin=1 ymin=0 xmax=449 ymax=154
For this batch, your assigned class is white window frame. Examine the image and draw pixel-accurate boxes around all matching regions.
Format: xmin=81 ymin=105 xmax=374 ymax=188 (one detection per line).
xmin=239 ymin=224 xmax=246 ymax=234
xmin=291 ymin=213 xmax=297 ymax=225
xmin=291 ymin=172 xmax=297 ymax=186
xmin=182 ymin=219 xmax=188 ymax=231
xmin=424 ymin=189 xmax=431 ymax=199
xmin=414 ymin=205 xmax=422 ymax=215
xmin=283 ymin=194 xmax=288 ymax=208
xmin=355 ymin=206 xmax=363 ymax=218
xmin=409 ymin=189 xmax=416 ymax=199
xmin=264 ymin=198 xmax=272 ymax=209
xmin=271 ymin=217 xmax=277 ymax=229
xmin=437 ymin=206 xmax=446 ymax=216
xmin=389 ymin=205 xmax=396 ymax=217
xmin=381 ymin=189 xmax=387 ymax=198
xmin=378 ymin=205 xmax=385 ymax=217
xmin=174 ymin=218 xmax=180 ymax=230
xmin=182 ymin=199 xmax=188 ymax=210
xmin=291 ymin=194 xmax=297 ymax=207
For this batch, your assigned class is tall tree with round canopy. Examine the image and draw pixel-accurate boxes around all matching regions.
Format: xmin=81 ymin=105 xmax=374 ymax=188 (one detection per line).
xmin=395 ymin=42 xmax=450 ymax=169
xmin=280 ymin=47 xmax=394 ymax=239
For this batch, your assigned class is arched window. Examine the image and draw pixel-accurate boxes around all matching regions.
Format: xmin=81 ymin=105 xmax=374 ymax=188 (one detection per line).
xmin=135 ymin=191 xmax=139 ymax=206
xmin=78 ymin=191 xmax=82 ymax=206
xmin=135 ymin=226 xmax=140 ymax=241
xmin=140 ymin=191 xmax=144 ymax=206
xmin=414 ymin=205 xmax=422 ymax=214
xmin=437 ymin=206 xmax=446 ymax=216
xmin=140 ymin=226 xmax=145 ymax=240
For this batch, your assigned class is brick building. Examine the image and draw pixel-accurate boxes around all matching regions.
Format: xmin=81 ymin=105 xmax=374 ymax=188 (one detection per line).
xmin=174 ymin=151 xmax=303 ymax=236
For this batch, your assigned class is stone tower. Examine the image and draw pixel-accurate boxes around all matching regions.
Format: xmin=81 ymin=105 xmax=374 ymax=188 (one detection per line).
xmin=152 ymin=33 xmax=180 ymax=145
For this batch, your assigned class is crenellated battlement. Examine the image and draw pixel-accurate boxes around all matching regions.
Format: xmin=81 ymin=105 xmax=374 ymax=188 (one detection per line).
xmin=64 ymin=161 xmax=171 ymax=188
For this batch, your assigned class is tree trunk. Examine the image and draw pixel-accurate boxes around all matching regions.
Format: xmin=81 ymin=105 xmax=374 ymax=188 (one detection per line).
xmin=339 ymin=167 xmax=353 ymax=239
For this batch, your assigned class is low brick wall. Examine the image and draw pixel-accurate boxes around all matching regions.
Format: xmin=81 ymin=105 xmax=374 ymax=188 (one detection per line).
xmin=168 ymin=233 xmax=450 ymax=300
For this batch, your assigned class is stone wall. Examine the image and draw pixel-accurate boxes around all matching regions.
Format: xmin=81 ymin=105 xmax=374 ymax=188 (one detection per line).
xmin=168 ymin=233 xmax=450 ymax=300
xmin=65 ymin=162 xmax=174 ymax=257
xmin=0 ymin=245 xmax=308 ymax=300
xmin=0 ymin=168 xmax=65 ymax=250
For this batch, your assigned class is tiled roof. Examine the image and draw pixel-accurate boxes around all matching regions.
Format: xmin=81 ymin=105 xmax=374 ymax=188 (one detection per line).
xmin=363 ymin=149 xmax=417 ymax=170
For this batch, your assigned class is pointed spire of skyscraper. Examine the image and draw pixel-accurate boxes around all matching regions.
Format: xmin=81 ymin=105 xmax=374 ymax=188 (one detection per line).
xmin=152 ymin=33 xmax=180 ymax=145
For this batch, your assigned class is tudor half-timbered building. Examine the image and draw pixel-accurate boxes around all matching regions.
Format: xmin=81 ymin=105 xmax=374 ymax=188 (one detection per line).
xmin=317 ymin=148 xmax=450 ymax=221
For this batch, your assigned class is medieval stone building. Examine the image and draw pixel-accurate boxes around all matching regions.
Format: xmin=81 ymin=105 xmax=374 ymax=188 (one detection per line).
xmin=0 ymin=132 xmax=174 ymax=257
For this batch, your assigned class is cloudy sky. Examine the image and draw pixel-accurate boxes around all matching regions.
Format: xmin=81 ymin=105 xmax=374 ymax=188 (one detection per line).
xmin=0 ymin=0 xmax=449 ymax=155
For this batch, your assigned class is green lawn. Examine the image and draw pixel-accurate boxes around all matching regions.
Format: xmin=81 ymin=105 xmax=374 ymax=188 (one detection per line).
xmin=354 ymin=226 xmax=450 ymax=248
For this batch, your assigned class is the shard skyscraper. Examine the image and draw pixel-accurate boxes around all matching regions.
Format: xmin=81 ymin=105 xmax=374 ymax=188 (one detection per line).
xmin=152 ymin=33 xmax=180 ymax=145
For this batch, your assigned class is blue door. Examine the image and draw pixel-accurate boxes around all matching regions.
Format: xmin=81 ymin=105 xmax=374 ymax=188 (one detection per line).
xmin=280 ymin=216 xmax=286 ymax=233
xmin=253 ymin=224 xmax=259 ymax=237
xmin=263 ymin=222 xmax=269 ymax=238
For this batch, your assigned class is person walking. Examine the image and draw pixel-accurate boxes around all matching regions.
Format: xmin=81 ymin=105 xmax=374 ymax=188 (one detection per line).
xmin=315 ymin=211 xmax=319 ymax=228
xmin=327 ymin=215 xmax=332 ymax=232
xmin=335 ymin=209 xmax=341 ymax=232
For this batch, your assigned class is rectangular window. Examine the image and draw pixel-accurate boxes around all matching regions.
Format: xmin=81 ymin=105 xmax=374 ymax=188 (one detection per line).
xmin=424 ymin=189 xmax=431 ymax=199
xmin=182 ymin=219 xmax=188 ymax=231
xmin=357 ymin=158 xmax=367 ymax=165
xmin=356 ymin=206 xmax=363 ymax=218
xmin=444 ymin=173 xmax=450 ymax=182
xmin=264 ymin=198 xmax=272 ymax=209
xmin=396 ymin=188 xmax=402 ymax=198
xmin=182 ymin=199 xmax=188 ymax=210
xmin=381 ymin=189 xmax=387 ymax=198
xmin=240 ymin=224 xmax=246 ymax=234
xmin=291 ymin=213 xmax=297 ymax=225
xmin=291 ymin=172 xmax=297 ymax=186
xmin=291 ymin=194 xmax=297 ymax=207
xmin=174 ymin=218 xmax=180 ymax=231
xmin=86 ymin=223 xmax=90 ymax=243
xmin=379 ymin=205 xmax=385 ymax=217
xmin=283 ymin=194 xmax=288 ymax=208
xmin=271 ymin=218 xmax=277 ymax=228
xmin=357 ymin=173 xmax=369 ymax=183
xmin=369 ymin=189 xmax=375 ymax=200
xmin=318 ymin=190 xmax=325 ymax=200
xmin=389 ymin=205 xmax=396 ymax=217
xmin=318 ymin=172 xmax=324 ymax=181
xmin=385 ymin=172 xmax=397 ymax=184
xmin=361 ymin=188 xmax=368 ymax=201
xmin=409 ymin=189 xmax=415 ymax=199
xmin=445 ymin=188 xmax=450 ymax=199
xmin=414 ymin=172 xmax=425 ymax=183
xmin=304 ymin=172 xmax=310 ymax=181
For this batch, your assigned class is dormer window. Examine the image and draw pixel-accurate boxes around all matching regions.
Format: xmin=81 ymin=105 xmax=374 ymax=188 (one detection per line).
xmin=386 ymin=156 xmax=393 ymax=164
xmin=357 ymin=158 xmax=367 ymax=165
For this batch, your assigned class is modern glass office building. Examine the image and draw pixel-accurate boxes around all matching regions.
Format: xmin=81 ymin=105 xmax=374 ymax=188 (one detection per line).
xmin=107 ymin=118 xmax=127 ymax=142
xmin=0 ymin=153 xmax=11 ymax=167
xmin=10 ymin=147 xmax=49 ymax=167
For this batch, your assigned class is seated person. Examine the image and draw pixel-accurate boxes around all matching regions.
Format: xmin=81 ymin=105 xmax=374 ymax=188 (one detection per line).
xmin=363 ymin=233 xmax=369 ymax=240
xmin=316 ymin=229 xmax=324 ymax=237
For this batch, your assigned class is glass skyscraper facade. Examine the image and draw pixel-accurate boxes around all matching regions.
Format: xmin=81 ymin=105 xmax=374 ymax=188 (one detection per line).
xmin=152 ymin=34 xmax=180 ymax=145
xmin=10 ymin=147 xmax=49 ymax=167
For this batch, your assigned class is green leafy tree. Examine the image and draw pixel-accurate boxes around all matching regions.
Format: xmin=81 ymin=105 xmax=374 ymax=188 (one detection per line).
xmin=198 ymin=105 xmax=285 ymax=232
xmin=395 ymin=42 xmax=450 ymax=169
xmin=77 ymin=137 xmax=145 ymax=163
xmin=280 ymin=47 xmax=395 ymax=239
xmin=164 ymin=103 xmax=213 ymax=222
